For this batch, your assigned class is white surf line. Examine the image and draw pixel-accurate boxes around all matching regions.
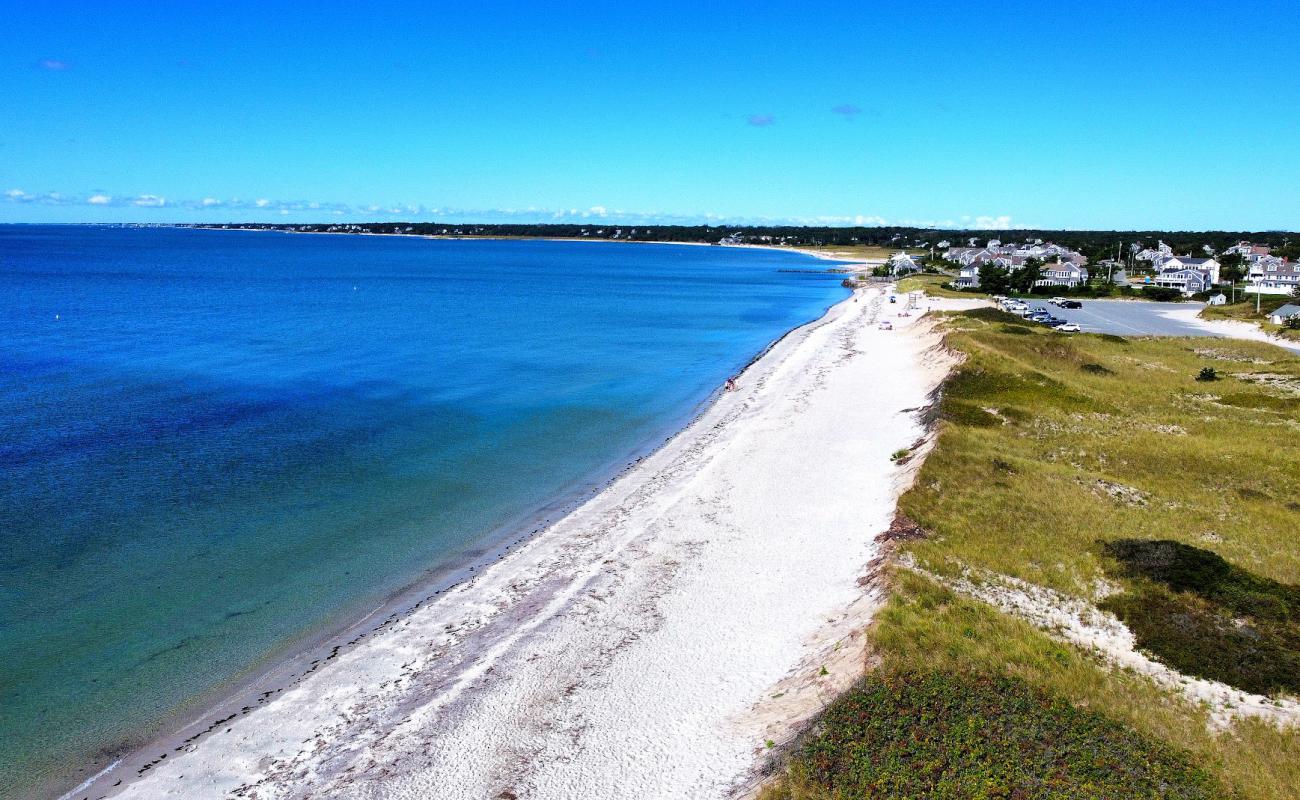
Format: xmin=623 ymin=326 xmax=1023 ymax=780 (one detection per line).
xmin=903 ymin=559 xmax=1300 ymax=730
xmin=57 ymin=759 xmax=122 ymax=800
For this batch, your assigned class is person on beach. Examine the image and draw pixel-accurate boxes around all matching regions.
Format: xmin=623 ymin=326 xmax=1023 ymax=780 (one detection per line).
xmin=725 ymin=377 xmax=737 ymax=392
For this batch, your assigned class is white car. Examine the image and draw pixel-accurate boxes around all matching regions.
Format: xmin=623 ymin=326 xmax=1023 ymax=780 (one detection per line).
xmin=1054 ymin=322 xmax=1081 ymax=332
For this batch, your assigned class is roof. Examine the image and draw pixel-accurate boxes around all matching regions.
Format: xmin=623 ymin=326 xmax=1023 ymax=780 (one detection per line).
xmin=1269 ymin=303 xmax=1300 ymax=318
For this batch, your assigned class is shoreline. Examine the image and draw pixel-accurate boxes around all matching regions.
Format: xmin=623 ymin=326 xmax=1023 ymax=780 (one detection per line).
xmin=52 ymin=277 xmax=853 ymax=800
xmin=76 ymin=287 xmax=977 ymax=800
xmin=180 ymin=225 xmax=873 ymax=269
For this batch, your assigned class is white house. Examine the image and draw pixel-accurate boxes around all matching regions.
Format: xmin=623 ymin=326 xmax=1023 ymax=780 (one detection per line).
xmin=1155 ymin=256 xmax=1221 ymax=283
xmin=1207 ymin=293 xmax=1228 ymax=306
xmin=955 ymin=263 xmax=981 ymax=288
xmin=889 ymin=252 xmax=921 ymax=276
xmin=1267 ymin=303 xmax=1300 ymax=325
xmin=1246 ymin=260 xmax=1300 ymax=295
xmin=1035 ymin=264 xmax=1090 ymax=288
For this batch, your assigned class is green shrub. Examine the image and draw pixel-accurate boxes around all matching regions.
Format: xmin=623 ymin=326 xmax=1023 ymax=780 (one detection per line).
xmin=767 ymin=669 xmax=1221 ymax=800
xmin=1100 ymin=539 xmax=1300 ymax=696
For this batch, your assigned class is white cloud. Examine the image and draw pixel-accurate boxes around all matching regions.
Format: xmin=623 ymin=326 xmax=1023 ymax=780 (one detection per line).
xmin=973 ymin=215 xmax=1014 ymax=230
xmin=0 ymin=186 xmax=1024 ymax=231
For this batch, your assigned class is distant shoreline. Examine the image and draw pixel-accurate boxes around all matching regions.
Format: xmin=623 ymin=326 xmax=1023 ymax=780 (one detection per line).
xmin=182 ymin=223 xmax=874 ymax=270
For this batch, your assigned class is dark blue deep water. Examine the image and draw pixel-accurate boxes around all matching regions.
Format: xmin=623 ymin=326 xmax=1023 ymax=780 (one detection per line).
xmin=0 ymin=226 xmax=847 ymax=796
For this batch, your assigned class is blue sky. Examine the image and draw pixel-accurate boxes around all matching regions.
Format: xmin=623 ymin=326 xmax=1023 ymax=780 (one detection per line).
xmin=3 ymin=1 xmax=1298 ymax=230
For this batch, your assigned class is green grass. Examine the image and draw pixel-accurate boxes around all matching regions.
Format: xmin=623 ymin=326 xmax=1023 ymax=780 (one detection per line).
xmin=897 ymin=272 xmax=980 ymax=299
xmin=762 ymin=310 xmax=1300 ymax=800
xmin=901 ymin=311 xmax=1300 ymax=594
xmin=1100 ymin=539 xmax=1300 ymax=696
xmin=765 ymin=667 xmax=1222 ymax=800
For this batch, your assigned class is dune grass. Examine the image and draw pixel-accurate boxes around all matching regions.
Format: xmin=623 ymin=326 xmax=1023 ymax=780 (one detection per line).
xmin=764 ymin=308 xmax=1300 ymax=799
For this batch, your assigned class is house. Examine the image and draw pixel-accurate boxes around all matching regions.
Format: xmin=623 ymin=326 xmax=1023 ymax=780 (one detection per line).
xmin=1035 ymin=263 xmax=1090 ymax=288
xmin=1267 ymin=303 xmax=1300 ymax=325
xmin=955 ymin=263 xmax=981 ymax=288
xmin=1226 ymin=241 xmax=1271 ymax=258
xmin=1154 ymin=256 xmax=1221 ymax=283
xmin=943 ymin=242 xmax=1087 ymax=271
xmin=1246 ymin=260 xmax=1300 ymax=295
xmin=1153 ymin=268 xmax=1217 ymax=296
xmin=1207 ymin=293 xmax=1228 ymax=306
xmin=889 ymin=253 xmax=921 ymax=276
xmin=1136 ymin=241 xmax=1174 ymax=263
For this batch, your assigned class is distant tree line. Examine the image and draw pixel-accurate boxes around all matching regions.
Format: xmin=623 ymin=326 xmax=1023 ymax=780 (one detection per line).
xmin=184 ymin=222 xmax=1300 ymax=257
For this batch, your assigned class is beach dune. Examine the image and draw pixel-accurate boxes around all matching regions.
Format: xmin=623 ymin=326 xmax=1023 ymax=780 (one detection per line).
xmin=105 ymin=288 xmax=970 ymax=800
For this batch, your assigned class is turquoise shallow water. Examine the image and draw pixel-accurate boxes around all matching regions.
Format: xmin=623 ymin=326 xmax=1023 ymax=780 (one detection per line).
xmin=0 ymin=226 xmax=848 ymax=797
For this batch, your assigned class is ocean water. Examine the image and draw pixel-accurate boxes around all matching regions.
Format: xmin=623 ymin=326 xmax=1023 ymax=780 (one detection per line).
xmin=0 ymin=226 xmax=848 ymax=797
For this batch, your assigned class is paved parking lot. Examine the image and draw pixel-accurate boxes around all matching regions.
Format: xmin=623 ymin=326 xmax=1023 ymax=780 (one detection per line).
xmin=1008 ymin=299 xmax=1211 ymax=336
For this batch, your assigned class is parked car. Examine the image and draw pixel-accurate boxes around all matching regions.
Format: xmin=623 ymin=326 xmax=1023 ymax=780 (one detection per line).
xmin=1045 ymin=316 xmax=1068 ymax=326
xmin=1054 ymin=323 xmax=1081 ymax=332
xmin=1049 ymin=297 xmax=1066 ymax=306
xmin=1060 ymin=300 xmax=1082 ymax=309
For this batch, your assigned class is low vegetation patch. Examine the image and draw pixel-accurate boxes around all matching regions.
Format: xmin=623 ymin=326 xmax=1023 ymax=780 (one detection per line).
xmin=1100 ymin=539 xmax=1300 ymax=696
xmin=763 ymin=668 xmax=1222 ymax=800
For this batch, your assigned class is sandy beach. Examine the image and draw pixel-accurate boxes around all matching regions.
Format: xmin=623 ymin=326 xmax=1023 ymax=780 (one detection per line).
xmin=1155 ymin=304 xmax=1300 ymax=355
xmin=81 ymin=288 xmax=976 ymax=800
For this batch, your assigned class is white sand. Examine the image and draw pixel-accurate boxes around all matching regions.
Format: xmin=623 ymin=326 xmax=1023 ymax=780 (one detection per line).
xmin=99 ymin=290 xmax=973 ymax=800
xmin=910 ymin=561 xmax=1300 ymax=730
xmin=1155 ymin=306 xmax=1300 ymax=355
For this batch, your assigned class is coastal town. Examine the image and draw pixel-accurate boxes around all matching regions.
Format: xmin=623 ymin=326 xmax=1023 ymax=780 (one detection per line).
xmin=897 ymin=238 xmax=1300 ymax=299
xmin=11 ymin=1 xmax=1300 ymax=797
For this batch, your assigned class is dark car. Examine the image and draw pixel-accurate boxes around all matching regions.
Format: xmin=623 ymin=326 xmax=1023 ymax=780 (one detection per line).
xmin=1060 ymin=300 xmax=1083 ymax=309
